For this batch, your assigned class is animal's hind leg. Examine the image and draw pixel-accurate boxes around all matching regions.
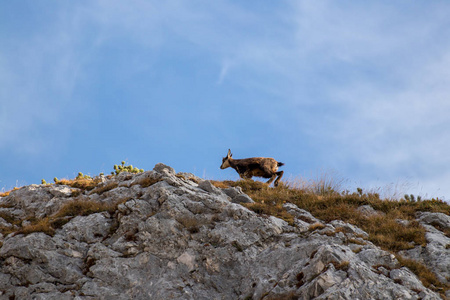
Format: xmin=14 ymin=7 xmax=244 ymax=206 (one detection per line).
xmin=266 ymin=175 xmax=277 ymax=186
xmin=274 ymin=171 xmax=284 ymax=187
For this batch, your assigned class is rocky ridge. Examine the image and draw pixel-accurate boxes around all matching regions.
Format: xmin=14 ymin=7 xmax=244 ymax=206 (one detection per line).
xmin=0 ymin=163 xmax=448 ymax=299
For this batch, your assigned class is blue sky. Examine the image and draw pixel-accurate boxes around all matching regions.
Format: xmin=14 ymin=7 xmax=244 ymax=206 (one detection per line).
xmin=1 ymin=1 xmax=450 ymax=200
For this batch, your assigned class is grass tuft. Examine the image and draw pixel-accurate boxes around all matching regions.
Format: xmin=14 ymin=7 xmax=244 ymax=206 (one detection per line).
xmin=18 ymin=218 xmax=55 ymax=236
xmin=138 ymin=177 xmax=162 ymax=188
xmin=89 ymin=182 xmax=119 ymax=195
xmin=396 ymin=255 xmax=444 ymax=291
xmin=212 ymin=178 xmax=450 ymax=295
xmin=55 ymin=200 xmax=116 ymax=218
xmin=7 ymin=199 xmax=119 ymax=237
xmin=0 ymin=187 xmax=19 ymax=197
xmin=57 ymin=177 xmax=102 ymax=191
xmin=308 ymin=222 xmax=326 ymax=232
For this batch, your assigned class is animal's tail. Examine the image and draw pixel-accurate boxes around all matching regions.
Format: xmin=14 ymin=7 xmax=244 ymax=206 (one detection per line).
xmin=277 ymin=162 xmax=285 ymax=167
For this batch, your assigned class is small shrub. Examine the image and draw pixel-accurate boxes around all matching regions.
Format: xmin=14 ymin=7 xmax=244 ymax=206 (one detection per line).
xmin=112 ymin=161 xmax=144 ymax=175
xmin=76 ymin=172 xmax=92 ymax=180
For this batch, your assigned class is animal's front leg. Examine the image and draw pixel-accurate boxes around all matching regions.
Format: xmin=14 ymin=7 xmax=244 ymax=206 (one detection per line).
xmin=239 ymin=171 xmax=253 ymax=179
xmin=244 ymin=171 xmax=254 ymax=179
xmin=238 ymin=172 xmax=250 ymax=179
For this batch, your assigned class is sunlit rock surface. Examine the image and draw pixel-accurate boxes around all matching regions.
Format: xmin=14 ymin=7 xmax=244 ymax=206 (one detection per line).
xmin=0 ymin=163 xmax=447 ymax=299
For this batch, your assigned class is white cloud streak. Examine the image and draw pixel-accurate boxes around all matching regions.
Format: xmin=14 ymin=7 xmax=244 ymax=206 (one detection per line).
xmin=2 ymin=0 xmax=450 ymax=197
xmin=0 ymin=3 xmax=88 ymax=155
xmin=283 ymin=1 xmax=450 ymax=198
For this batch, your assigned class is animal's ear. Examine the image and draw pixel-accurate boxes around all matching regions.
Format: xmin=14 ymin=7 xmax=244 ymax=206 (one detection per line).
xmin=227 ymin=149 xmax=232 ymax=157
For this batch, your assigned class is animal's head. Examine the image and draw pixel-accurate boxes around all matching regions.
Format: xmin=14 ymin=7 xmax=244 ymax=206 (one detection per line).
xmin=220 ymin=149 xmax=232 ymax=169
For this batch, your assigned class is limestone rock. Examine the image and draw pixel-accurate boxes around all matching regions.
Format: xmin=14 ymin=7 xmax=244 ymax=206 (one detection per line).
xmin=357 ymin=204 xmax=385 ymax=218
xmin=399 ymin=212 xmax=450 ymax=285
xmin=231 ymin=193 xmax=254 ymax=204
xmin=417 ymin=212 xmax=450 ymax=230
xmin=58 ymin=212 xmax=112 ymax=243
xmin=198 ymin=180 xmax=222 ymax=195
xmin=0 ymin=163 xmax=446 ymax=299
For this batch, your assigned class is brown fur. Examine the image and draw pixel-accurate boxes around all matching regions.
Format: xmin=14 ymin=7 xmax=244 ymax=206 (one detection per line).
xmin=220 ymin=149 xmax=284 ymax=186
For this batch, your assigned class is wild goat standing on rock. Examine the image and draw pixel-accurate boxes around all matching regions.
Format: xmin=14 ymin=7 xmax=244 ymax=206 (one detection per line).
xmin=220 ymin=149 xmax=284 ymax=187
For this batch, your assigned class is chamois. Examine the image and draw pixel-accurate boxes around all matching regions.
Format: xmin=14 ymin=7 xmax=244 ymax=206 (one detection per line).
xmin=220 ymin=149 xmax=284 ymax=187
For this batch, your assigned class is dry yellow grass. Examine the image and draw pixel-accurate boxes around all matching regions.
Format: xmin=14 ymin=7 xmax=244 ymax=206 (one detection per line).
xmin=213 ymin=179 xmax=447 ymax=253
xmin=18 ymin=218 xmax=55 ymax=236
xmin=2 ymin=170 xmax=449 ymax=294
xmin=212 ymin=178 xmax=450 ymax=295
xmin=396 ymin=255 xmax=444 ymax=291
xmin=137 ymin=177 xmax=162 ymax=188
xmin=0 ymin=187 xmax=19 ymax=197
xmin=57 ymin=177 xmax=102 ymax=191
xmin=89 ymin=181 xmax=119 ymax=195
xmin=6 ymin=199 xmax=119 ymax=237
xmin=308 ymin=222 xmax=326 ymax=231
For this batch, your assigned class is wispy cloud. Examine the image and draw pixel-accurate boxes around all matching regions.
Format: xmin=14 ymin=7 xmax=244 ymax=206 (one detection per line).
xmin=0 ymin=3 xmax=87 ymax=156
xmin=217 ymin=60 xmax=234 ymax=85
xmin=2 ymin=1 xmax=450 ymax=197
xmin=282 ymin=1 xmax=450 ymax=197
